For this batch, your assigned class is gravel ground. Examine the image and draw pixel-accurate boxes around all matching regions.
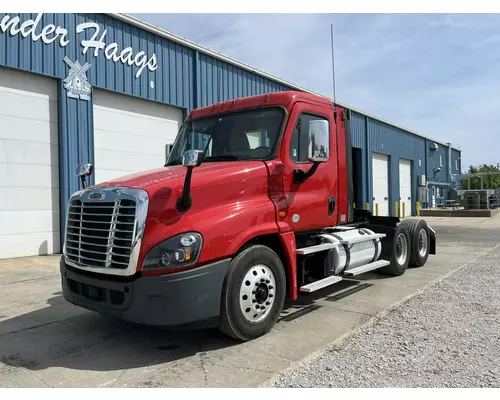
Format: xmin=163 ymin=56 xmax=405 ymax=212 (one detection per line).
xmin=274 ymin=245 xmax=500 ymax=388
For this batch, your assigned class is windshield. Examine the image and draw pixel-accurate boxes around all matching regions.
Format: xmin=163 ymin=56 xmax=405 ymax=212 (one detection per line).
xmin=166 ymin=107 xmax=285 ymax=165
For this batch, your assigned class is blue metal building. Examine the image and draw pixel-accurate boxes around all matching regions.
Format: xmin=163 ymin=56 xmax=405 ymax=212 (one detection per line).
xmin=0 ymin=12 xmax=461 ymax=259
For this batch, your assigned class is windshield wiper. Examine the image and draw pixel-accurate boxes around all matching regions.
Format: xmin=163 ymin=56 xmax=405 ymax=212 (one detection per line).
xmin=204 ymin=154 xmax=242 ymax=162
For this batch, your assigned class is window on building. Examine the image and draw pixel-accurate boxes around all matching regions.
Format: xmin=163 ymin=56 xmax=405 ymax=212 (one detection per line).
xmin=290 ymin=113 xmax=329 ymax=163
xmin=455 ymin=159 xmax=459 ymax=170
xmin=439 ymin=154 xmax=443 ymax=167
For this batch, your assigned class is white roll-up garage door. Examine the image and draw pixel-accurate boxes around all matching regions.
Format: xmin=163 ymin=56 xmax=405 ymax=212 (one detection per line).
xmin=399 ymin=158 xmax=412 ymax=217
xmin=93 ymin=90 xmax=183 ymax=184
xmin=372 ymin=152 xmax=389 ymax=216
xmin=0 ymin=68 xmax=59 ymax=259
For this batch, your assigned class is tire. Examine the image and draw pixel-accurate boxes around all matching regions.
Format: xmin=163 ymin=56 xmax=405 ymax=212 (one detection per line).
xmin=400 ymin=219 xmax=430 ymax=267
xmin=218 ymin=245 xmax=286 ymax=341
xmin=379 ymin=223 xmax=411 ymax=276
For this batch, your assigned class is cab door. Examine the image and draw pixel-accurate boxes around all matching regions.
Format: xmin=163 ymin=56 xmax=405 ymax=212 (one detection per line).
xmin=281 ymin=102 xmax=338 ymax=232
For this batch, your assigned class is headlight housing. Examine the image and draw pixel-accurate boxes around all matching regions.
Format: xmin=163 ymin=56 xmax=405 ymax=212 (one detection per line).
xmin=142 ymin=232 xmax=203 ymax=269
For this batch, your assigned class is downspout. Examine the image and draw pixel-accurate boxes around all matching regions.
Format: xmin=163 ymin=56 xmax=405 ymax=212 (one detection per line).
xmin=447 ymin=142 xmax=452 ymax=186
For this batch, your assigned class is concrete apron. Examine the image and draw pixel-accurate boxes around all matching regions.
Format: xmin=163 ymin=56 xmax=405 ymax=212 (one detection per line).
xmin=0 ymin=216 xmax=499 ymax=388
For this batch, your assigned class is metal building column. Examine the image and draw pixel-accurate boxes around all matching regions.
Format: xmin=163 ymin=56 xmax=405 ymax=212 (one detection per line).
xmin=58 ymin=80 xmax=95 ymax=243
xmin=364 ymin=115 xmax=371 ymax=210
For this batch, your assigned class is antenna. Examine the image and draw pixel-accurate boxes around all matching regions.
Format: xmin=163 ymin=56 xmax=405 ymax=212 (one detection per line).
xmin=330 ymin=24 xmax=337 ymax=119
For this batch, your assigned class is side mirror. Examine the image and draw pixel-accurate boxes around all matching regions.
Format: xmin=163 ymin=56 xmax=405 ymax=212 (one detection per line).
xmin=165 ymin=143 xmax=173 ymax=165
xmin=182 ymin=150 xmax=204 ymax=167
xmin=308 ymin=119 xmax=329 ymax=163
xmin=76 ymin=163 xmax=93 ymax=189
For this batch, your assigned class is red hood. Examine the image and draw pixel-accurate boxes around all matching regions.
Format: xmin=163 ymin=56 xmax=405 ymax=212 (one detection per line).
xmin=90 ymin=161 xmax=270 ymax=203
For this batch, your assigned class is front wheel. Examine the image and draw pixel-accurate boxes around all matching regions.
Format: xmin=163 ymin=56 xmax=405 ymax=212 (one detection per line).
xmin=218 ymin=245 xmax=286 ymax=341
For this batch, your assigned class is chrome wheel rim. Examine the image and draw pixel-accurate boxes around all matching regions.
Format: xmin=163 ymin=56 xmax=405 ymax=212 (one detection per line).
xmin=239 ymin=264 xmax=276 ymax=323
xmin=418 ymin=229 xmax=428 ymax=258
xmin=396 ymin=233 xmax=408 ymax=265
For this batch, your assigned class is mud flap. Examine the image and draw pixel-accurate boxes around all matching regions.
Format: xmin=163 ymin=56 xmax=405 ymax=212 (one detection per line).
xmin=427 ymin=225 xmax=437 ymax=255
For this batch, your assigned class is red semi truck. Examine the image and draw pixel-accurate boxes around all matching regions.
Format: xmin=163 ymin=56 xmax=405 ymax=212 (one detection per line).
xmin=61 ymin=91 xmax=436 ymax=341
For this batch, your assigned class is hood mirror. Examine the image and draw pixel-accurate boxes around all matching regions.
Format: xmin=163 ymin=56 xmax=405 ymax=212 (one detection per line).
xmin=76 ymin=163 xmax=93 ymax=189
xmin=177 ymin=150 xmax=204 ymax=212
xmin=182 ymin=150 xmax=204 ymax=167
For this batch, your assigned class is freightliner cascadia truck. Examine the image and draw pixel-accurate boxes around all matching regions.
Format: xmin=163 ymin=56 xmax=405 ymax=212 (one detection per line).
xmin=61 ymin=91 xmax=436 ymax=341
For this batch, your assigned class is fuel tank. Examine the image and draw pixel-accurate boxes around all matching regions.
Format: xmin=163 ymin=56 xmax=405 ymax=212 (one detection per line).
xmin=320 ymin=228 xmax=382 ymax=275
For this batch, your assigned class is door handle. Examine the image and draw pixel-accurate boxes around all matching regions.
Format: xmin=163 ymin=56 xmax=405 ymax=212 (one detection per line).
xmin=328 ymin=196 xmax=336 ymax=216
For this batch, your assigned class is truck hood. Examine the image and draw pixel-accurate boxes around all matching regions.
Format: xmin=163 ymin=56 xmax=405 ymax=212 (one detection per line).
xmin=91 ymin=161 xmax=269 ymax=199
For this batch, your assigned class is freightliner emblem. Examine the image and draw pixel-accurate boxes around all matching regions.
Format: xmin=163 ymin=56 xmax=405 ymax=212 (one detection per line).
xmin=89 ymin=192 xmax=105 ymax=200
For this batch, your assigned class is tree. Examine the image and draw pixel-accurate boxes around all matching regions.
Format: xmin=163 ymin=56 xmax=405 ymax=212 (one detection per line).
xmin=461 ymin=164 xmax=500 ymax=190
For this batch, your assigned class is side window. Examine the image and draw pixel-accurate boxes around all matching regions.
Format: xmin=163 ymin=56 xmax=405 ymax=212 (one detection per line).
xmin=290 ymin=113 xmax=329 ymax=163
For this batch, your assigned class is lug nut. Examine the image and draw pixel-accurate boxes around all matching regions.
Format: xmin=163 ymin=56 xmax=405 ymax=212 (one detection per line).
xmin=252 ymin=299 xmax=256 ymax=303
xmin=261 ymin=278 xmax=265 ymax=283
xmin=266 ymin=280 xmax=270 ymax=283
xmin=266 ymin=301 xmax=270 ymax=305
xmin=269 ymin=286 xmax=274 ymax=289
xmin=269 ymin=294 xmax=273 ymax=298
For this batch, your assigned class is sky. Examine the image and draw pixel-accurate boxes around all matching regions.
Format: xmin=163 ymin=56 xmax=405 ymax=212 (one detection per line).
xmin=134 ymin=13 xmax=500 ymax=171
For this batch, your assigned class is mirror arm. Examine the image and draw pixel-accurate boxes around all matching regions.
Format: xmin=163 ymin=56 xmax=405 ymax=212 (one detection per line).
xmin=293 ymin=162 xmax=321 ymax=184
xmin=177 ymin=166 xmax=194 ymax=212
xmin=80 ymin=175 xmax=87 ymax=189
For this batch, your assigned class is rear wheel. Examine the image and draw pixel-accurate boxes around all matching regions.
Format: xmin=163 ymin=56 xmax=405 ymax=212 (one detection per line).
xmin=218 ymin=245 xmax=286 ymax=341
xmin=400 ymin=219 xmax=430 ymax=267
xmin=379 ymin=223 xmax=411 ymax=276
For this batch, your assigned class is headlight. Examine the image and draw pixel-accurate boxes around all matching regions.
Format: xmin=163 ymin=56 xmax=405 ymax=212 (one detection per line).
xmin=142 ymin=232 xmax=203 ymax=269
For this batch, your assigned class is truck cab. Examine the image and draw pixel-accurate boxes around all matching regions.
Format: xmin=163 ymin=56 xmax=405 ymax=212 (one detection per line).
xmin=61 ymin=91 xmax=436 ymax=341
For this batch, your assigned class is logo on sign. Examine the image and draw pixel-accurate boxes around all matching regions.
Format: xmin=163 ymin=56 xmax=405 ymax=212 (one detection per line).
xmin=63 ymin=56 xmax=92 ymax=101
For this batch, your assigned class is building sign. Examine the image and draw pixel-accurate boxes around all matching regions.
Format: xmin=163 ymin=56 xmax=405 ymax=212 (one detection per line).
xmin=63 ymin=56 xmax=91 ymax=100
xmin=0 ymin=13 xmax=158 ymax=78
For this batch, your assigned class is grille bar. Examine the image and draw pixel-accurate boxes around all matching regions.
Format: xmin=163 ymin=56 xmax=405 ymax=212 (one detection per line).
xmin=65 ymin=197 xmax=137 ymax=270
xmin=66 ymin=239 xmax=131 ymax=249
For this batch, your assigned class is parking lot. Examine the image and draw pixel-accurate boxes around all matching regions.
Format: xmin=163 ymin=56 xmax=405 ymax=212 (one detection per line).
xmin=1 ymin=216 xmax=499 ymax=388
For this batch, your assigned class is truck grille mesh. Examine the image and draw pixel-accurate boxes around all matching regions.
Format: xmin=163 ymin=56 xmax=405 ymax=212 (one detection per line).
xmin=65 ymin=199 xmax=137 ymax=269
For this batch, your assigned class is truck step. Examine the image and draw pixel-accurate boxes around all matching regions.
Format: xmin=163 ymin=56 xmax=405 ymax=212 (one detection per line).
xmin=341 ymin=233 xmax=386 ymax=245
xmin=296 ymin=242 xmax=339 ymax=255
xmin=342 ymin=259 xmax=390 ymax=276
xmin=299 ymin=275 xmax=343 ymax=293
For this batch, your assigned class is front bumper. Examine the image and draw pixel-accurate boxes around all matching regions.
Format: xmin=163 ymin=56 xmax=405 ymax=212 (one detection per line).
xmin=60 ymin=257 xmax=230 ymax=328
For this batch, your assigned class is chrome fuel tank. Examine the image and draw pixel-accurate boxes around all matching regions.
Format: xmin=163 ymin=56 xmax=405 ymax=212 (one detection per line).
xmin=320 ymin=228 xmax=382 ymax=275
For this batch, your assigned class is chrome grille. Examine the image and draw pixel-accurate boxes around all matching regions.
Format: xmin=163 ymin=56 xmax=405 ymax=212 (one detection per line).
xmin=65 ymin=198 xmax=137 ymax=269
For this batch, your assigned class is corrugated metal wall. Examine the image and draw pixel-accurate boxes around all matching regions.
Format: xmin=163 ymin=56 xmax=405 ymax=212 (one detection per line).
xmin=363 ymin=116 xmax=427 ymax=215
xmin=197 ymin=53 xmax=291 ymax=107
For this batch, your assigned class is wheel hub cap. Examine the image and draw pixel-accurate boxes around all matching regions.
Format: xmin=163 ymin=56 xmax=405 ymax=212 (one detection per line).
xmin=239 ymin=264 xmax=276 ymax=323
xmin=418 ymin=229 xmax=428 ymax=257
xmin=396 ymin=233 xmax=408 ymax=265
